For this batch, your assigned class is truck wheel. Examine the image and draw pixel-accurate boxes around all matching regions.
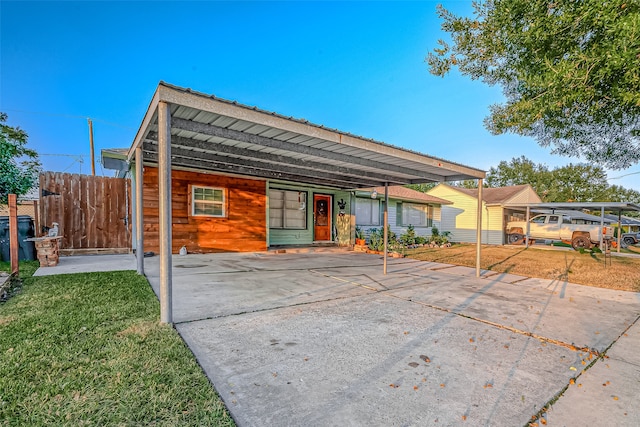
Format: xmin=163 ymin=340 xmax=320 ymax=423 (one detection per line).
xmin=507 ymin=233 xmax=524 ymax=245
xmin=623 ymin=236 xmax=636 ymax=246
xmin=571 ymin=235 xmax=592 ymax=250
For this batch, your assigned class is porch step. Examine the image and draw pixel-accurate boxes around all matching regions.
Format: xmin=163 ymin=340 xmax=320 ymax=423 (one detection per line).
xmin=267 ymin=245 xmax=350 ymax=254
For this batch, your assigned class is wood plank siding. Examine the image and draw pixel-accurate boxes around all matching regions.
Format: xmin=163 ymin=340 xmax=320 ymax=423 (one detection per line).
xmin=142 ymin=167 xmax=267 ymax=253
xmin=39 ymin=172 xmax=131 ymax=251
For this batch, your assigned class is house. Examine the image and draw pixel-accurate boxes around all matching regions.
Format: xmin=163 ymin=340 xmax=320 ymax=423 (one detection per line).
xmin=354 ymin=186 xmax=452 ymax=239
xmin=604 ymin=214 xmax=640 ymax=233
xmin=102 ymin=82 xmax=489 ymax=322
xmin=427 ymin=184 xmax=542 ymax=244
xmin=102 ymin=82 xmax=486 ymax=256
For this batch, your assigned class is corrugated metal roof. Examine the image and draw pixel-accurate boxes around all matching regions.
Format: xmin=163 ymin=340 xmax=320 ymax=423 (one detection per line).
xmin=124 ymin=82 xmax=486 ymax=189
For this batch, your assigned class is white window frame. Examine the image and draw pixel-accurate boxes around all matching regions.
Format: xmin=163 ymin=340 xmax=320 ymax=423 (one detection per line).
xmin=191 ymin=185 xmax=226 ymax=217
xmin=355 ymin=198 xmax=380 ymax=226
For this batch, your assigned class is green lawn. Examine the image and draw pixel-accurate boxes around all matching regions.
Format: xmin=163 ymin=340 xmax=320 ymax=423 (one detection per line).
xmin=0 ymin=264 xmax=235 ymax=426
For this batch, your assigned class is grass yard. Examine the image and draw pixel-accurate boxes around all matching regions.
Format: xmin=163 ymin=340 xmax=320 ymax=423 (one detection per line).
xmin=406 ymin=244 xmax=640 ymax=292
xmin=0 ymin=266 xmax=235 ymax=426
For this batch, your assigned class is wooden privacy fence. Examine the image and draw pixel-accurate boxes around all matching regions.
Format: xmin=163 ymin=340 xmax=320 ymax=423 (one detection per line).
xmin=39 ymin=172 xmax=131 ymax=254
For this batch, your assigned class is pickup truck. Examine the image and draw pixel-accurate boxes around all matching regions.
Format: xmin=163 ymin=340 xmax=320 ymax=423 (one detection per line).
xmin=506 ymin=213 xmax=614 ymax=250
xmin=622 ymin=232 xmax=640 ymax=246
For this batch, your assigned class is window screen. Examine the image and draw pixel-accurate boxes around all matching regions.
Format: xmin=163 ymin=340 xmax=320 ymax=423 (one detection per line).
xmin=269 ymin=189 xmax=307 ymax=229
xmin=355 ymin=198 xmax=380 ymax=225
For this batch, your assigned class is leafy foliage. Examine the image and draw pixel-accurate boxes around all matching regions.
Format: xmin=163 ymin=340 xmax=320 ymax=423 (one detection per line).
xmin=486 ymin=156 xmax=637 ymax=203
xmin=0 ymin=113 xmax=41 ymax=204
xmin=428 ymin=1 xmax=640 ymax=169
xmin=399 ymin=224 xmax=417 ymax=246
xmin=429 ymin=226 xmax=451 ymax=245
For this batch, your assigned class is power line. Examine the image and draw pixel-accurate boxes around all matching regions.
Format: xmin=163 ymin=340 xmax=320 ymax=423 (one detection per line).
xmin=0 ymin=108 xmax=135 ymax=130
xmin=609 ymin=171 xmax=640 ymax=180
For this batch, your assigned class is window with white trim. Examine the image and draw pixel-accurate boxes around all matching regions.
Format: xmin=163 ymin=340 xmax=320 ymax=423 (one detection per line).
xmin=398 ymin=202 xmax=432 ymax=227
xmin=269 ymin=189 xmax=307 ymax=229
xmin=192 ymin=186 xmax=225 ymax=217
xmin=355 ymin=198 xmax=380 ymax=226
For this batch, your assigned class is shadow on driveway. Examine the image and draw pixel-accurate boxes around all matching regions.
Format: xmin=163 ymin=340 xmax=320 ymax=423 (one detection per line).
xmin=144 ymin=251 xmax=640 ymax=426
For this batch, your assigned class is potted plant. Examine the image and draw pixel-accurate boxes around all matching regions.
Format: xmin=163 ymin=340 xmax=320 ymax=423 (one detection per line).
xmin=355 ymin=226 xmax=366 ymax=246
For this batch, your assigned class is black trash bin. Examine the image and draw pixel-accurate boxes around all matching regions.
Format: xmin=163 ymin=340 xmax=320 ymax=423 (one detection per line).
xmin=0 ymin=215 xmax=37 ymax=262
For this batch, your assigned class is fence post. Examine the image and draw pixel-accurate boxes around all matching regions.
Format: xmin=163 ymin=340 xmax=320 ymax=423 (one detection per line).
xmin=9 ymin=194 xmax=18 ymax=276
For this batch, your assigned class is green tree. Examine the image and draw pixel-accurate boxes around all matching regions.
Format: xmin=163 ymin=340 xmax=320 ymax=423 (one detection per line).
xmin=405 ymin=183 xmax=437 ymax=193
xmin=428 ymin=1 xmax=640 ymax=169
xmin=601 ymin=185 xmax=640 ymax=204
xmin=0 ymin=113 xmax=41 ymax=205
xmin=547 ymin=163 xmax=609 ymax=202
xmin=486 ymin=156 xmax=553 ymax=198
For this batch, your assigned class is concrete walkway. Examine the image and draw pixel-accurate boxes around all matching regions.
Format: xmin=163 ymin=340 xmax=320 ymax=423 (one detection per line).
xmin=32 ymin=254 xmax=136 ymax=276
xmin=141 ymin=251 xmax=639 ymax=427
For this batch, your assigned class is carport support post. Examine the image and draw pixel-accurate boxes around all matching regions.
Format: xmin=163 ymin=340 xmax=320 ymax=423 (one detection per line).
xmin=158 ymin=101 xmax=173 ymax=324
xmin=600 ymin=206 xmax=605 ymax=250
xmin=525 ymin=206 xmax=531 ymax=247
xmin=383 ymin=182 xmax=388 ymax=275
xmin=135 ymin=146 xmax=144 ymax=275
xmin=617 ymin=211 xmax=622 ymax=253
xmin=475 ymin=180 xmax=483 ymax=277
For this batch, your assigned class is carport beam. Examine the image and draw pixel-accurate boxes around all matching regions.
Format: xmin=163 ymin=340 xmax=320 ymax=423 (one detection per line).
xmin=383 ymin=182 xmax=388 ymax=275
xmin=158 ymin=101 xmax=173 ymax=324
xmin=135 ymin=146 xmax=144 ymax=275
xmin=475 ymin=180 xmax=483 ymax=277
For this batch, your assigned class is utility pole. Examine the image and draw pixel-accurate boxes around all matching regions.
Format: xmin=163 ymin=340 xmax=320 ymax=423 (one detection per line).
xmin=88 ymin=118 xmax=95 ymax=176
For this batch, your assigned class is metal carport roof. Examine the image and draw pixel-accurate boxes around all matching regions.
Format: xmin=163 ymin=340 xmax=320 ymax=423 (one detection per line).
xmin=125 ymin=82 xmax=487 ymax=324
xmin=127 ymin=82 xmax=486 ymax=188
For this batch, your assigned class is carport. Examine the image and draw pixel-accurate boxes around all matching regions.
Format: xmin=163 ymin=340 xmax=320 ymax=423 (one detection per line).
xmin=503 ymin=202 xmax=640 ymax=251
xmin=126 ymin=82 xmax=486 ymax=323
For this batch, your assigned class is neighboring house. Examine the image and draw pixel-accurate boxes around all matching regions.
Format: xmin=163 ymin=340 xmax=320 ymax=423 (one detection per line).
xmin=427 ymin=184 xmax=542 ymax=244
xmin=604 ymin=214 xmax=640 ymax=233
xmin=354 ymin=186 xmax=451 ymax=239
xmin=0 ymin=188 xmax=39 ymax=220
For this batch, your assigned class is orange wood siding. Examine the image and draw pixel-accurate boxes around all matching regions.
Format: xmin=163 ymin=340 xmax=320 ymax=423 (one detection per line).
xmin=143 ymin=167 xmax=267 ymax=253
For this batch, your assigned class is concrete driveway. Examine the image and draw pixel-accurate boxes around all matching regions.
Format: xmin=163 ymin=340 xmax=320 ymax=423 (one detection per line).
xmin=144 ymin=250 xmax=640 ymax=426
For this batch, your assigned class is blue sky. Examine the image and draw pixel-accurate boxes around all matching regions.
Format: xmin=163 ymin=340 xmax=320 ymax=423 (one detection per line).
xmin=1 ymin=1 xmax=638 ymax=190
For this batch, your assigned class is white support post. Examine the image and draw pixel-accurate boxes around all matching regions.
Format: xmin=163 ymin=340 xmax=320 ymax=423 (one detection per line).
xmin=600 ymin=206 xmax=605 ymax=251
xmin=383 ymin=183 xmax=389 ymax=275
xmin=617 ymin=211 xmax=622 ymax=253
xmin=135 ymin=146 xmax=144 ymax=275
xmin=475 ymin=180 xmax=483 ymax=277
xmin=525 ymin=206 xmax=531 ymax=247
xmin=158 ymin=101 xmax=173 ymax=325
